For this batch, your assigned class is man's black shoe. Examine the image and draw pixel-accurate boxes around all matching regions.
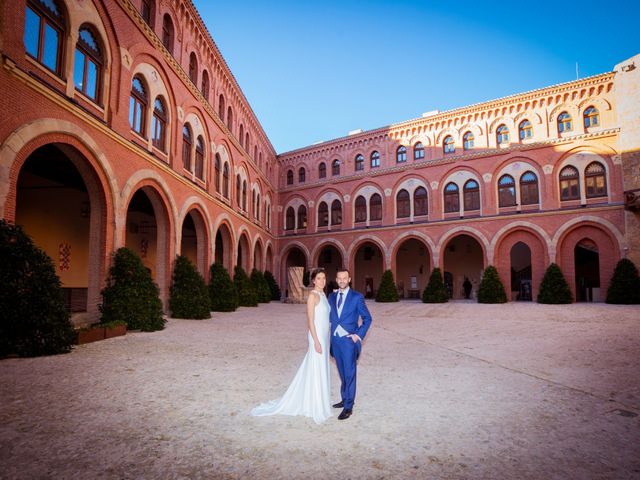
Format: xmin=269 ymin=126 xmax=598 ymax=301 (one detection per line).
xmin=332 ymin=401 xmax=344 ymax=409
xmin=338 ymin=409 xmax=352 ymax=420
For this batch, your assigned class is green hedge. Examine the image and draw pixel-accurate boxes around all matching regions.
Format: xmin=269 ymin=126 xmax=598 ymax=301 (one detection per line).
xmin=477 ymin=265 xmax=508 ymax=304
xmin=537 ymin=263 xmax=573 ymax=304
xmin=209 ymin=263 xmax=239 ymax=312
xmin=264 ymin=270 xmax=282 ymax=301
xmin=422 ymin=267 xmax=449 ymax=303
xmin=376 ymin=269 xmax=399 ymax=302
xmin=250 ymin=268 xmax=272 ymax=303
xmin=169 ymin=255 xmax=211 ymax=319
xmin=606 ymin=258 xmax=640 ymax=304
xmin=234 ymin=266 xmax=258 ymax=307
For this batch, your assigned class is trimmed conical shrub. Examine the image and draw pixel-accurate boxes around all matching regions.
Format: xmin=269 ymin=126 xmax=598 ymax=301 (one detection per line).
xmin=376 ymin=269 xmax=399 ymax=302
xmin=0 ymin=220 xmax=76 ymax=357
xmin=169 ymin=255 xmax=211 ymax=319
xmin=208 ymin=263 xmax=238 ymax=312
xmin=234 ymin=266 xmax=258 ymax=307
xmin=477 ymin=265 xmax=508 ymax=303
xmin=606 ymin=258 xmax=640 ymax=304
xmin=422 ymin=267 xmax=449 ymax=303
xmin=264 ymin=270 xmax=282 ymax=301
xmin=250 ymin=268 xmax=272 ymax=303
xmin=100 ymin=247 xmax=165 ymax=331
xmin=537 ymin=263 xmax=573 ymax=304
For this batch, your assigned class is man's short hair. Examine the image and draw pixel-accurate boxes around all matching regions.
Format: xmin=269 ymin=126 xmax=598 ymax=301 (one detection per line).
xmin=336 ymin=268 xmax=350 ymax=277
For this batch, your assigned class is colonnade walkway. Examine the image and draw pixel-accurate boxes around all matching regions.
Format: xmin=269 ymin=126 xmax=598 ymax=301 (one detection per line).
xmin=1 ymin=301 xmax=639 ymax=479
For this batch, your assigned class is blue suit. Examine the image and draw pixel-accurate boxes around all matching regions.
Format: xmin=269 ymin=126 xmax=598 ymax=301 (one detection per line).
xmin=329 ymin=288 xmax=372 ymax=410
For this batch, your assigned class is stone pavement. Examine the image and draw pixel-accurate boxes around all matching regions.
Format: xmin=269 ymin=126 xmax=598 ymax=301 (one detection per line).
xmin=1 ymin=301 xmax=639 ymax=479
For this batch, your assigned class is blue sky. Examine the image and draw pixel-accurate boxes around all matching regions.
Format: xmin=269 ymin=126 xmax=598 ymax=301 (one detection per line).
xmin=192 ymin=1 xmax=639 ymax=153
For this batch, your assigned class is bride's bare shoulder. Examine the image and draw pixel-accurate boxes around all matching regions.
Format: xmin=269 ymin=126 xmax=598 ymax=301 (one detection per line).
xmin=307 ymin=290 xmax=320 ymax=304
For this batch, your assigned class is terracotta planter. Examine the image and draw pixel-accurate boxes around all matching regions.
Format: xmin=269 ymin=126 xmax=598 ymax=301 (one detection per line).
xmin=104 ymin=324 xmax=127 ymax=339
xmin=76 ymin=327 xmax=105 ymax=345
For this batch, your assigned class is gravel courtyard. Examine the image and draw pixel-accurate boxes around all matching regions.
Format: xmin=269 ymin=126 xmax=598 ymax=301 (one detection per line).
xmin=1 ymin=301 xmax=639 ymax=480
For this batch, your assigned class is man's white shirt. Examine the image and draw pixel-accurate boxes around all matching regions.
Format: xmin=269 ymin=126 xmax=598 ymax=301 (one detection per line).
xmin=334 ymin=287 xmax=350 ymax=337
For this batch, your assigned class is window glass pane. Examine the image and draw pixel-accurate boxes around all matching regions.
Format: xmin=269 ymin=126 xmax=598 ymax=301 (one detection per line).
xmin=24 ymin=7 xmax=40 ymax=57
xmin=73 ymin=49 xmax=85 ymax=90
xmin=129 ymin=97 xmax=135 ymax=128
xmin=86 ymin=59 xmax=98 ymax=99
xmin=43 ymin=23 xmax=59 ymax=71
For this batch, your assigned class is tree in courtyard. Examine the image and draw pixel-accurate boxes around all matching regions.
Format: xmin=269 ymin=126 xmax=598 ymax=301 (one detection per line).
xmin=169 ymin=255 xmax=211 ymax=319
xmin=376 ymin=269 xmax=399 ymax=302
xmin=250 ymin=268 xmax=272 ymax=303
xmin=100 ymin=247 xmax=165 ymax=331
xmin=537 ymin=263 xmax=573 ymax=304
xmin=0 ymin=220 xmax=76 ymax=357
xmin=606 ymin=258 xmax=640 ymax=304
xmin=264 ymin=270 xmax=282 ymax=301
xmin=422 ymin=267 xmax=449 ymax=303
xmin=234 ymin=266 xmax=258 ymax=307
xmin=477 ymin=265 xmax=508 ymax=303
xmin=208 ymin=263 xmax=238 ymax=312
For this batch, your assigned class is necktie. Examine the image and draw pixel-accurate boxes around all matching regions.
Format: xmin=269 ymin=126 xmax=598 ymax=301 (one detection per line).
xmin=337 ymin=292 xmax=343 ymax=309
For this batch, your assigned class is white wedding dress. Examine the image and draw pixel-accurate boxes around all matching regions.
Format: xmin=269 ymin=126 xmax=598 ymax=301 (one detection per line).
xmin=251 ymin=290 xmax=332 ymax=424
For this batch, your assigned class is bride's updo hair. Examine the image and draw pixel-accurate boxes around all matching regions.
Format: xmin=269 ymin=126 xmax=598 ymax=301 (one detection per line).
xmin=310 ymin=268 xmax=326 ymax=285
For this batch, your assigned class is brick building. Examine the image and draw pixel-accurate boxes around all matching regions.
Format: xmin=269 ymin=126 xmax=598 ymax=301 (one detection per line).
xmin=0 ymin=0 xmax=638 ymax=325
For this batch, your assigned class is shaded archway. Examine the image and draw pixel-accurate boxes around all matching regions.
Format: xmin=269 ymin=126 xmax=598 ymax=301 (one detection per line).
xmin=214 ymin=222 xmax=233 ymax=273
xmin=265 ymin=245 xmax=274 ymax=273
xmin=237 ymin=232 xmax=251 ymax=272
xmin=254 ymin=240 xmax=264 ymax=271
xmin=15 ymin=143 xmax=107 ymax=323
xmin=442 ymin=234 xmax=484 ymax=299
xmin=575 ymin=239 xmax=600 ymax=302
xmin=394 ymin=238 xmax=430 ymax=299
xmin=180 ymin=209 xmax=208 ymax=276
xmin=316 ymin=244 xmax=343 ymax=290
xmin=353 ymin=241 xmax=384 ymax=299
xmin=510 ymin=242 xmax=532 ymax=301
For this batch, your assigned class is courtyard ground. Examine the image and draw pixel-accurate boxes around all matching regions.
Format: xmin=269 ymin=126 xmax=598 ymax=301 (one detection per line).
xmin=1 ymin=301 xmax=639 ymax=479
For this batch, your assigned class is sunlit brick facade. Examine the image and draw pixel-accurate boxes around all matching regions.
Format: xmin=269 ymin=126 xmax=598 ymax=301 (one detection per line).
xmin=1 ymin=0 xmax=638 ymax=325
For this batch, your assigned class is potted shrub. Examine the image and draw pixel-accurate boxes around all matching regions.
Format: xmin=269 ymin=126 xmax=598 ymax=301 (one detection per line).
xmin=376 ymin=270 xmax=399 ymax=302
xmin=422 ymin=268 xmax=448 ymax=303
xmin=102 ymin=320 xmax=127 ymax=339
xmin=477 ymin=265 xmax=508 ymax=303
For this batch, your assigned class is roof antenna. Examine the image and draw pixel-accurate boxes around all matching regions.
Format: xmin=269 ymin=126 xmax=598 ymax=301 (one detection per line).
xmin=576 ymin=62 xmax=579 ymax=80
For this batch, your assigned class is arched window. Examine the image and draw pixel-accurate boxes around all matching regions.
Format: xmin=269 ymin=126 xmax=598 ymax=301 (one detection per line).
xmin=242 ymin=180 xmax=247 ymax=211
xmin=585 ymin=161 xmax=607 ymax=198
xmin=286 ymin=169 xmax=293 ymax=185
xmin=245 ymin=133 xmax=250 ymax=152
xmin=319 ymin=162 xmax=326 ymax=179
xmin=252 ymin=190 xmax=256 ymax=215
xmin=129 ymin=76 xmax=147 ymax=136
xmin=318 ymin=202 xmax=329 ymax=227
xmin=74 ymin=26 xmax=102 ymax=102
xmin=497 ymin=125 xmax=509 ymax=144
xmin=239 ymin=124 xmax=244 ymax=147
xmin=463 ymin=132 xmax=474 ymax=150
xmin=218 ymin=94 xmax=225 ymax=120
xmin=354 ymin=196 xmax=367 ymax=223
xmin=332 ymin=159 xmax=340 ymax=176
xmin=396 ymin=146 xmax=407 ymax=163
xmin=519 ymin=120 xmax=533 ymax=140
xmin=443 ymin=136 xmax=455 ymax=154
xmin=188 ymin=52 xmax=198 ymax=84
xmin=222 ymin=163 xmax=229 ymax=198
xmin=298 ymin=167 xmax=306 ymax=183
xmin=414 ymin=187 xmax=428 ymax=216
xmin=520 ymin=171 xmax=539 ymax=205
xmin=253 ymin=146 xmax=258 ymax=161
xmin=414 ymin=142 xmax=424 ymax=160
xmin=396 ymin=189 xmax=410 ymax=218
xmin=559 ymin=165 xmax=579 ymax=200
xmin=236 ymin=175 xmax=242 ymax=207
xmin=141 ymin=0 xmax=154 ymax=26
xmin=297 ymin=205 xmax=307 ymax=229
xmin=558 ymin=112 xmax=572 ymax=133
xmin=256 ymin=194 xmax=260 ymax=221
xmin=463 ymin=180 xmax=480 ymax=211
xmin=370 ymin=193 xmax=382 ymax=221
xmin=162 ymin=14 xmax=174 ymax=53
xmin=201 ymin=70 xmax=209 ymax=101
xmin=24 ymin=0 xmax=66 ymax=74
xmin=214 ymin=154 xmax=221 ymax=193
xmin=371 ymin=151 xmax=380 ymax=168
xmin=182 ymin=124 xmax=192 ymax=171
xmin=584 ymin=106 xmax=599 ymax=128
xmin=331 ymin=200 xmax=342 ymax=225
xmin=151 ymin=97 xmax=167 ymax=151
xmin=355 ymin=154 xmax=364 ymax=171
xmin=227 ymin=106 xmax=233 ymax=131
xmin=195 ymin=136 xmax=204 ymax=180
xmin=444 ymin=183 xmax=459 ymax=213
xmin=285 ymin=206 xmax=295 ymax=230
xmin=498 ymin=174 xmax=516 ymax=207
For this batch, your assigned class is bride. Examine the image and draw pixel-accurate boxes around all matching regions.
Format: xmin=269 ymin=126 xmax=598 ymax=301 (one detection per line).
xmin=251 ymin=268 xmax=332 ymax=424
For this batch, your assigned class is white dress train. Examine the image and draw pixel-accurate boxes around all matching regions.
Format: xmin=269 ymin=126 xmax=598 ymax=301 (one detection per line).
xmin=251 ymin=290 xmax=332 ymax=424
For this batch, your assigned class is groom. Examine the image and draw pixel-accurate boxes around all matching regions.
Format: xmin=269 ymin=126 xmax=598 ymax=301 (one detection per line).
xmin=329 ymin=269 xmax=373 ymax=420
